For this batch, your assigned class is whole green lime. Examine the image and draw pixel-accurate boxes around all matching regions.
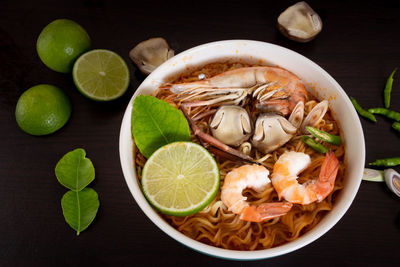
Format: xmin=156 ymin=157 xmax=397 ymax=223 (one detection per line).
xmin=37 ymin=19 xmax=91 ymax=73
xmin=15 ymin=84 xmax=72 ymax=136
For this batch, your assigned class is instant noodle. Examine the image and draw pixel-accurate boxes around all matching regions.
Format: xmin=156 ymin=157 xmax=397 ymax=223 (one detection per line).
xmin=135 ymin=62 xmax=345 ymax=251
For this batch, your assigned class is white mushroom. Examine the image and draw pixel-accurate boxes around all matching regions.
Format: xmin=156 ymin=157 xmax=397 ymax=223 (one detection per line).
xmin=251 ymin=114 xmax=297 ymax=153
xmin=277 ymin=1 xmax=323 ymax=43
xmin=129 ymin=37 xmax=174 ymax=75
xmin=210 ymin=106 xmax=252 ymax=147
xmin=301 ymin=100 xmax=328 ymax=133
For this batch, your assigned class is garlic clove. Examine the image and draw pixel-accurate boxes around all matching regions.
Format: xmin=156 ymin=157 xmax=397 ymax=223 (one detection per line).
xmin=129 ymin=37 xmax=174 ymax=75
xmin=277 ymin=1 xmax=322 ymax=43
xmin=384 ymin=169 xmax=400 ymax=197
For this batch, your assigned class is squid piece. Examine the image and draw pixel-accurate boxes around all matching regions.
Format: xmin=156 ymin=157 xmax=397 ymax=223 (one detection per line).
xmin=252 ymin=114 xmax=297 ymax=154
xmin=210 ymin=105 xmax=252 ymax=147
xmin=180 ymin=107 xmax=257 ymax=164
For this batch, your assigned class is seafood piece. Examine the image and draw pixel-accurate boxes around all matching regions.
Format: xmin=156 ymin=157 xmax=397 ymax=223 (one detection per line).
xmin=251 ymin=114 xmax=297 ymax=153
xmin=165 ymin=66 xmax=307 ymax=115
xmin=278 ymin=1 xmax=323 ymax=43
xmin=210 ymin=106 xmax=252 ymax=147
xmin=221 ymin=164 xmax=293 ymax=222
xmin=271 ymin=151 xmax=339 ymax=204
xmin=180 ymin=106 xmax=256 ymax=164
xmin=301 ymin=100 xmax=328 ymax=133
xmin=129 ymin=37 xmax=174 ymax=75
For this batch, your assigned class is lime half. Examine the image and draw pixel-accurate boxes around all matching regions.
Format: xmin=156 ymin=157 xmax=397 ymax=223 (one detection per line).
xmin=141 ymin=142 xmax=220 ymax=216
xmin=72 ymin=49 xmax=130 ymax=101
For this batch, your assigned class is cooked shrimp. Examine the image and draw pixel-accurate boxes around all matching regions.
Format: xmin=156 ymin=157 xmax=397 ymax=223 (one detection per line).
xmin=271 ymin=151 xmax=339 ymax=205
xmin=164 ymin=66 xmax=308 ymax=116
xmin=221 ymin=164 xmax=293 ymax=222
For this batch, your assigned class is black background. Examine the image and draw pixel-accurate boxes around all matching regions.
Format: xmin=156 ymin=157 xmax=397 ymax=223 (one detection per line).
xmin=1 ymin=0 xmax=399 ymax=266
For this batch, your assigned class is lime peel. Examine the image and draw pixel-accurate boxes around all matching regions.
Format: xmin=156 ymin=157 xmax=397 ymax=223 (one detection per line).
xmin=36 ymin=19 xmax=91 ymax=73
xmin=141 ymin=142 xmax=220 ymax=216
xmin=15 ymin=84 xmax=71 ymax=136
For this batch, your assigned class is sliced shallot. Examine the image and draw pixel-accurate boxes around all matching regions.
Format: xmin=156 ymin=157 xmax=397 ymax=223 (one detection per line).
xmin=301 ymin=100 xmax=328 ymax=133
xmin=288 ymin=101 xmax=304 ymax=128
xmin=384 ymin=169 xmax=400 ymax=197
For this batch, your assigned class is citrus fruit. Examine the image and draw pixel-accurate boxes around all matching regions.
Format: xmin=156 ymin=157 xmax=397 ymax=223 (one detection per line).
xmin=72 ymin=49 xmax=130 ymax=101
xmin=15 ymin=84 xmax=72 ymax=136
xmin=37 ymin=19 xmax=91 ymax=73
xmin=141 ymin=142 xmax=220 ymax=216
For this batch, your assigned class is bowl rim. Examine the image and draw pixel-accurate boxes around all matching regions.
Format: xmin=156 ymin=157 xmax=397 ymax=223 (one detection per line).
xmin=119 ymin=39 xmax=365 ymax=260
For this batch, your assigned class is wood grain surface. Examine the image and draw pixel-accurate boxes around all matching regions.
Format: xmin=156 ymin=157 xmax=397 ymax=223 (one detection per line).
xmin=0 ymin=0 xmax=399 ymax=266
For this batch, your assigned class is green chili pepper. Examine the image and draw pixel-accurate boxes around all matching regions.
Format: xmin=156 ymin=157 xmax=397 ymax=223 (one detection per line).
xmin=302 ymin=136 xmax=328 ymax=154
xmin=384 ymin=68 xmax=397 ymax=108
xmin=305 ymin=126 xmax=342 ymax=145
xmin=369 ymin=157 xmax=400 ymax=167
xmin=350 ymin=96 xmax=377 ymax=122
xmin=368 ymin=107 xmax=400 ymax=121
xmin=393 ymin=122 xmax=400 ymax=132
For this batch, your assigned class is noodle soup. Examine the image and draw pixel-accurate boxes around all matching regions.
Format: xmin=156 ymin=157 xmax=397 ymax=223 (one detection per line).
xmin=134 ymin=62 xmax=345 ymax=251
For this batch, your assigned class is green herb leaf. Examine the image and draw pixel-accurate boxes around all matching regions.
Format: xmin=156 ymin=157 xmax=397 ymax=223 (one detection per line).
xmin=61 ymin=188 xmax=100 ymax=235
xmin=55 ymin=148 xmax=95 ymax=191
xmin=132 ymin=95 xmax=191 ymax=158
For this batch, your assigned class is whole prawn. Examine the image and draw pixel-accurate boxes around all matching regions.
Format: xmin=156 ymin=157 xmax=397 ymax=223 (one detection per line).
xmin=165 ymin=66 xmax=308 ymax=116
xmin=221 ymin=164 xmax=293 ymax=222
xmin=271 ymin=151 xmax=339 ymax=205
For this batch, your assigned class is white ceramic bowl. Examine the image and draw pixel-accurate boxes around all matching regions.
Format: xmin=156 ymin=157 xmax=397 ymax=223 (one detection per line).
xmin=119 ymin=40 xmax=365 ymax=260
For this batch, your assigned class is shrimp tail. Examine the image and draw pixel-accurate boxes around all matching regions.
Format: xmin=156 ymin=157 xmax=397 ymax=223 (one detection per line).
xmin=316 ymin=151 xmax=340 ymax=201
xmin=240 ymin=202 xmax=293 ymax=222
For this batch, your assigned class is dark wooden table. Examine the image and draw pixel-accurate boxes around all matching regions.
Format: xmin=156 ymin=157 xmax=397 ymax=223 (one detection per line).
xmin=1 ymin=0 xmax=399 ymax=266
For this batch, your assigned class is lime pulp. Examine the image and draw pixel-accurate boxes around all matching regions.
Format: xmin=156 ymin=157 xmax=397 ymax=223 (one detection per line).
xmin=72 ymin=49 xmax=130 ymax=101
xmin=141 ymin=142 xmax=220 ymax=216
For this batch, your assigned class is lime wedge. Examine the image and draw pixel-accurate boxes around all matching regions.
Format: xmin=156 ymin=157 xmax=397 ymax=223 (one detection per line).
xmin=141 ymin=142 xmax=220 ymax=216
xmin=72 ymin=49 xmax=130 ymax=101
